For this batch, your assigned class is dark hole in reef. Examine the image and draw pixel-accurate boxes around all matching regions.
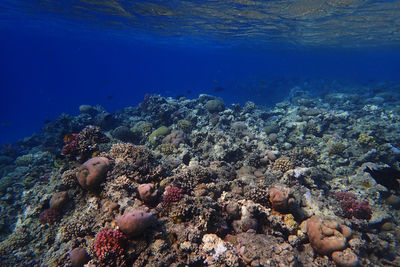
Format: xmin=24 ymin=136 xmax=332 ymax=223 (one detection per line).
xmin=365 ymin=166 xmax=400 ymax=194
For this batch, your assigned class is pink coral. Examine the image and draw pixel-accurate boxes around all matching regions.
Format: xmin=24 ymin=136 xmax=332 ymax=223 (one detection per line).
xmin=94 ymin=229 xmax=127 ymax=261
xmin=334 ymin=191 xmax=372 ymax=220
xmin=62 ymin=133 xmax=80 ymax=156
xmin=163 ymin=186 xmax=183 ymax=207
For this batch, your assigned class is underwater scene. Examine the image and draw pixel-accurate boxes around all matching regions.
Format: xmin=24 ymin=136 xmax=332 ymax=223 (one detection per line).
xmin=1 ymin=0 xmax=400 ymax=266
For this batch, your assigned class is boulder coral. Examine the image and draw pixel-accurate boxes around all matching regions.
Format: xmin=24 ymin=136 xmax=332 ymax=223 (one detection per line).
xmin=138 ymin=183 xmax=158 ymax=204
xmin=39 ymin=208 xmax=60 ymax=224
xmin=331 ymin=248 xmax=359 ymax=267
xmin=306 ymin=216 xmax=351 ymax=255
xmin=269 ymin=186 xmax=290 ymax=212
xmin=76 ymin=157 xmax=110 ymax=190
xmin=117 ymin=209 xmax=153 ymax=237
xmin=69 ymin=247 xmax=90 ymax=267
xmin=50 ymin=191 xmax=68 ymax=210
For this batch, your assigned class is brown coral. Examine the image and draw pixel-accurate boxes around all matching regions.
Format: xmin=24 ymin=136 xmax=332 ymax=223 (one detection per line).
xmin=76 ymin=157 xmax=110 ymax=190
xmin=50 ymin=191 xmax=68 ymax=210
xmin=331 ymin=248 xmax=359 ymax=267
xmin=108 ymin=143 xmax=164 ymax=183
xmin=273 ymin=157 xmax=293 ymax=172
xmin=117 ymin=209 xmax=153 ymax=237
xmin=306 ymin=216 xmax=351 ymax=255
xmin=269 ymin=186 xmax=289 ymax=212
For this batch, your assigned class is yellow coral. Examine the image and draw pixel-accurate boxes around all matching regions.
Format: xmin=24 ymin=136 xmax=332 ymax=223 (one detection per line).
xmin=357 ymin=133 xmax=376 ymax=148
xmin=141 ymin=123 xmax=153 ymax=135
xmin=283 ymin=214 xmax=298 ymax=229
xmin=177 ymin=120 xmax=192 ymax=133
xmin=148 ymin=126 xmax=170 ymax=146
xmin=273 ymin=157 xmax=293 ymax=172
xmin=159 ymin=143 xmax=175 ymax=154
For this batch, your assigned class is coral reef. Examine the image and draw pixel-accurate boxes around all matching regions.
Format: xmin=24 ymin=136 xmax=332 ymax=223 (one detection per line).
xmin=1 ymin=85 xmax=400 ymax=266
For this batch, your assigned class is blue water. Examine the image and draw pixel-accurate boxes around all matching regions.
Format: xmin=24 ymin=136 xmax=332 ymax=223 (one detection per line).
xmin=1 ymin=0 xmax=400 ymax=144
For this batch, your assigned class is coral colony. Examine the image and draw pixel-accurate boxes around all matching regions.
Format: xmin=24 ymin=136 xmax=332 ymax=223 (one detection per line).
xmin=1 ymin=89 xmax=400 ymax=266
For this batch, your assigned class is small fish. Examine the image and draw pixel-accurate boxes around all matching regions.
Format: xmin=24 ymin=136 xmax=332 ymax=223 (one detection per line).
xmin=104 ymin=79 xmax=109 ymax=84
xmin=259 ymin=81 xmax=266 ymax=86
xmin=64 ymin=133 xmax=73 ymax=143
xmin=44 ymin=119 xmax=52 ymax=124
xmin=1 ymin=122 xmax=11 ymax=127
xmin=213 ymin=79 xmax=218 ymax=83
xmin=186 ymin=89 xmax=192 ymax=94
xmin=106 ymin=95 xmax=113 ymax=100
xmin=214 ymin=86 xmax=225 ymax=92
xmin=176 ymin=94 xmax=185 ymax=99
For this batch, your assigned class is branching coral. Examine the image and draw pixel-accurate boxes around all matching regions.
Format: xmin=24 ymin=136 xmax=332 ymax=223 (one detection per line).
xmin=163 ymin=186 xmax=184 ymax=207
xmin=334 ymin=191 xmax=372 ymax=220
xmin=94 ymin=229 xmax=127 ymax=262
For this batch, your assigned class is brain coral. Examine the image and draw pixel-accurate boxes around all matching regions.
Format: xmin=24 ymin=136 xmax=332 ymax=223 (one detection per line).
xmin=306 ymin=216 xmax=352 ymax=255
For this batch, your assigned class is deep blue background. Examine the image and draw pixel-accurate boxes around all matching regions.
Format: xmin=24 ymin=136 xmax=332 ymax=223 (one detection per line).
xmin=1 ymin=26 xmax=400 ymax=144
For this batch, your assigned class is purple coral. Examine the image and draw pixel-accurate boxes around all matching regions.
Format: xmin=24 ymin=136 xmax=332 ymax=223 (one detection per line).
xmin=334 ymin=191 xmax=372 ymax=220
xmin=39 ymin=208 xmax=61 ymax=224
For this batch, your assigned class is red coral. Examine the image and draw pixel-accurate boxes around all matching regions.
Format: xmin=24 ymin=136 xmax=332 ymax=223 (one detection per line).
xmin=39 ymin=208 xmax=61 ymax=224
xmin=94 ymin=229 xmax=127 ymax=261
xmin=62 ymin=133 xmax=80 ymax=156
xmin=334 ymin=191 xmax=372 ymax=220
xmin=163 ymin=186 xmax=183 ymax=207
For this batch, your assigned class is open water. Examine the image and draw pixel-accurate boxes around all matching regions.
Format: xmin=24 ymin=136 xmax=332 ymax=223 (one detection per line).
xmin=1 ymin=0 xmax=399 ymax=144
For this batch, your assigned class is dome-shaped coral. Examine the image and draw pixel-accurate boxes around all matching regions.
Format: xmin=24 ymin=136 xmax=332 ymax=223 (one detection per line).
xmin=332 ymin=248 xmax=359 ymax=267
xmin=117 ymin=209 xmax=153 ymax=237
xmin=76 ymin=157 xmax=110 ymax=190
xmin=138 ymin=183 xmax=158 ymax=204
